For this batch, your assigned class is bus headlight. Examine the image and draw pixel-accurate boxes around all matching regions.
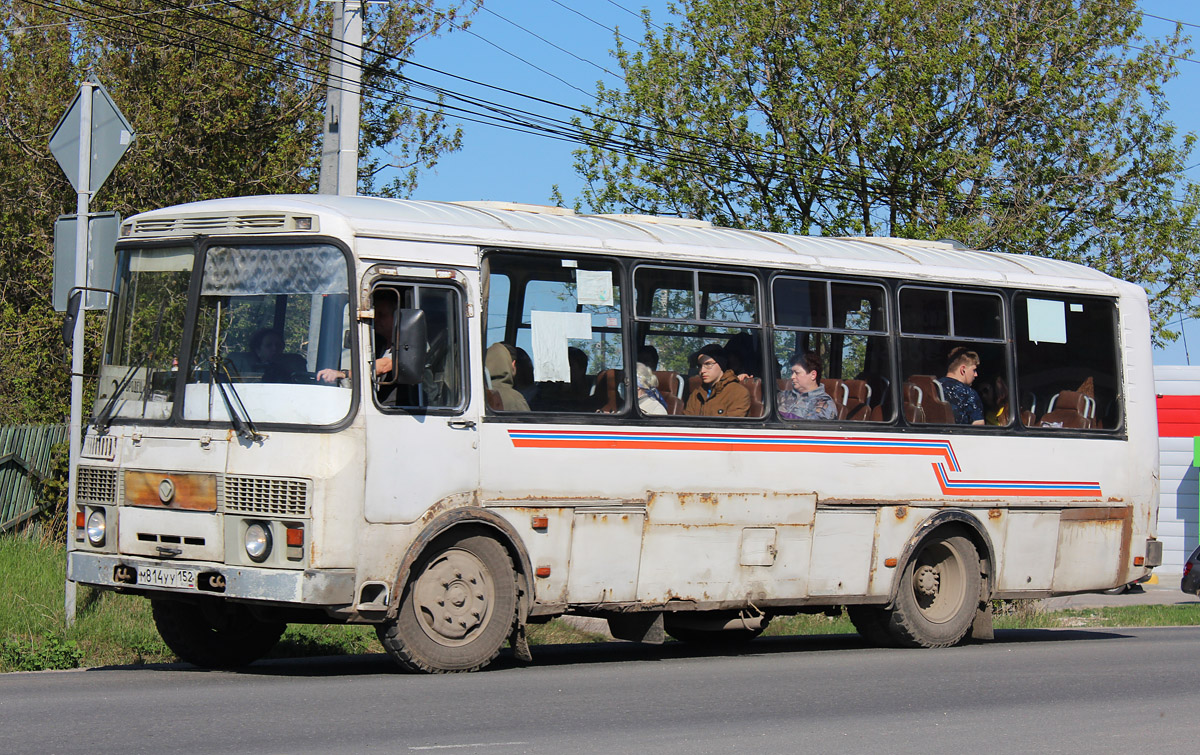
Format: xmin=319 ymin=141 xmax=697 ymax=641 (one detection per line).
xmin=85 ymin=510 xmax=106 ymax=546
xmin=244 ymin=522 xmax=272 ymax=562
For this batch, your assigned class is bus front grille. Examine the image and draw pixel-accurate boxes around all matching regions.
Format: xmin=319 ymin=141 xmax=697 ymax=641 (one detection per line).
xmin=77 ymin=467 xmax=118 ymax=504
xmin=223 ymin=476 xmax=310 ymax=517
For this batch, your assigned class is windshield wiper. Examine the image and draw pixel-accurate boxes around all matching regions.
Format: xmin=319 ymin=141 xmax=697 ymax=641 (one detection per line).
xmin=91 ymin=353 xmax=147 ymax=435
xmin=209 ymin=358 xmax=263 ymax=442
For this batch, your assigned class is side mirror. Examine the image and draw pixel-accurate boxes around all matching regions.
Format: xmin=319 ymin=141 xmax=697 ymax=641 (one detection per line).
xmin=391 ymin=308 xmax=427 ymax=385
xmin=62 ymin=290 xmax=82 ymax=349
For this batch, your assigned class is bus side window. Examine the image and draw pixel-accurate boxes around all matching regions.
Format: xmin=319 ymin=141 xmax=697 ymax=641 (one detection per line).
xmin=483 ymin=252 xmax=625 ymax=414
xmin=1014 ymin=295 xmax=1119 ymax=430
xmin=771 ymin=277 xmax=891 ymax=422
xmin=636 ymin=266 xmax=765 ymax=419
xmin=374 ymin=283 xmax=465 ymax=412
xmin=898 ymin=287 xmax=1008 ymax=427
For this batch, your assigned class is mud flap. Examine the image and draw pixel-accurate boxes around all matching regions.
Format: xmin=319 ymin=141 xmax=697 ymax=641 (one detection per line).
xmin=969 ymin=601 xmax=994 ymax=641
xmin=508 ymin=621 xmax=533 ymax=663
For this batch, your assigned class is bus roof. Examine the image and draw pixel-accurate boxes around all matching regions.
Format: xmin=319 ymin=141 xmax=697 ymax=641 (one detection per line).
xmin=122 ymin=194 xmax=1131 ymax=295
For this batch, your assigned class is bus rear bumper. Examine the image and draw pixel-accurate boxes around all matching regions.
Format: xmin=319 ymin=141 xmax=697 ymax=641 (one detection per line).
xmin=68 ymin=551 xmax=356 ymax=606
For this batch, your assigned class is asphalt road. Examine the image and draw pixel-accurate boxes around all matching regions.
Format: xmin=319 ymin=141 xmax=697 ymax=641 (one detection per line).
xmin=1 ymin=627 xmax=1196 ymax=754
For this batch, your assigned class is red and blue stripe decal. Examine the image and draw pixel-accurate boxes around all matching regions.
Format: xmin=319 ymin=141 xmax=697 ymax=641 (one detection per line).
xmin=507 ymin=428 xmax=1102 ymax=498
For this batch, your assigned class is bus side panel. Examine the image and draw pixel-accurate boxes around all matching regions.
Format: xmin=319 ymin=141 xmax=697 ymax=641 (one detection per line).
xmin=635 ymin=492 xmax=815 ymax=604
xmin=808 ymin=509 xmax=874 ymax=595
xmin=1052 ymin=507 xmax=1129 ymax=592
xmin=997 ymin=511 xmax=1058 ymax=591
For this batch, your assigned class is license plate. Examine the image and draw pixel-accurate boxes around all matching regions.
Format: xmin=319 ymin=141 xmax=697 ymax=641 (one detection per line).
xmin=137 ymin=566 xmax=196 ymax=589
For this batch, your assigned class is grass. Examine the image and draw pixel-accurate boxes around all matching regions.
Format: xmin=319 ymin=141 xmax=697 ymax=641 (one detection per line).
xmin=3 ymin=533 xmax=1199 ymax=672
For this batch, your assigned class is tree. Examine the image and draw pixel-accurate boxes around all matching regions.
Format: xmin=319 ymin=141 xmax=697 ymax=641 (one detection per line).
xmin=573 ymin=0 xmax=1200 ymax=342
xmin=0 ymin=0 xmax=477 ymax=423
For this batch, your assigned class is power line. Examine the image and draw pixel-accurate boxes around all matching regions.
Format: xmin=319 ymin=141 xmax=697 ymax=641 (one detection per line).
xmin=546 ymin=0 xmax=642 ymax=45
xmin=477 ymin=3 xmax=624 ymax=81
xmin=24 ymin=0 xmax=1200 ymax=230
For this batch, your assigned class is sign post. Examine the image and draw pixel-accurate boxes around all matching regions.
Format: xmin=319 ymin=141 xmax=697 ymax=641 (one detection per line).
xmin=49 ymin=79 xmax=134 ymax=625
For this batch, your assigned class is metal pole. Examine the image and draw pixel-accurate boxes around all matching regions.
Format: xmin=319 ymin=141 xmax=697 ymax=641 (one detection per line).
xmin=318 ymin=1 xmax=344 ymax=195
xmin=318 ymin=1 xmax=361 ymax=197
xmin=65 ymin=81 xmax=95 ymax=627
xmin=337 ymin=1 xmax=362 ymax=197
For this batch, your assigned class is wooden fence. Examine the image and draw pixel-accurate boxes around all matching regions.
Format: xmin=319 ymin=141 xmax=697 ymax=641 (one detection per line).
xmin=0 ymin=424 xmax=68 ymax=534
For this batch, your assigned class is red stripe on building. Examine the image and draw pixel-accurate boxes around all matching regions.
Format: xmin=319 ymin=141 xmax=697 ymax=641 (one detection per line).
xmin=1156 ymin=394 xmax=1200 ymax=437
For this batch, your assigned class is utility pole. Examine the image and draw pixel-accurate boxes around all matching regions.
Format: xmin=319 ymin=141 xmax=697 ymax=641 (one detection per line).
xmin=319 ymin=1 xmax=363 ymax=196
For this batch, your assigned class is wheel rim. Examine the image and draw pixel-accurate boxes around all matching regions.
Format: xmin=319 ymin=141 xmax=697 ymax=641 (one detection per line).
xmin=411 ymin=548 xmax=496 ymax=647
xmin=910 ymin=540 xmax=967 ymax=624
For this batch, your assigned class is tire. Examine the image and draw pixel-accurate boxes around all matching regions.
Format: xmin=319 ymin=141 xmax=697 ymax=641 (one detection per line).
xmin=664 ymin=612 xmax=769 ymax=645
xmin=151 ymin=598 xmax=285 ymax=669
xmin=376 ymin=533 xmax=518 ymax=673
xmin=886 ymin=533 xmax=981 ymax=648
xmin=847 ymin=606 xmax=897 ymax=648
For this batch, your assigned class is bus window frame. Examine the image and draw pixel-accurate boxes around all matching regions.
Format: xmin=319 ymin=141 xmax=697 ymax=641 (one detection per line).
xmin=768 ymin=273 xmax=894 ymax=424
xmin=481 ymin=248 xmax=631 ymax=418
xmin=169 ymin=235 xmax=361 ymax=435
xmin=369 ymin=278 xmax=471 ymax=417
xmin=1011 ymin=290 xmax=1125 ymax=435
xmin=895 ymin=284 xmax=1011 ymax=430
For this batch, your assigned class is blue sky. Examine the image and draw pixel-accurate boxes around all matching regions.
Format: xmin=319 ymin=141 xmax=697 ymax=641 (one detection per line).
xmin=401 ymin=0 xmax=1200 ymax=364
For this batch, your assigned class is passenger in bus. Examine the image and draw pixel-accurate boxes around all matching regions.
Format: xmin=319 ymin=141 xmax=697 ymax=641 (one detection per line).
xmin=684 ymin=344 xmax=750 ymax=417
xmin=724 ymin=332 xmax=760 ymax=381
xmin=937 ymin=347 xmax=985 ymax=425
xmin=512 ymin=345 xmax=538 ymax=405
xmin=636 ymin=363 xmax=668 ymax=415
xmin=484 ymin=342 xmax=530 ymax=411
xmin=638 ymin=344 xmax=660 ymax=371
xmin=777 ymin=352 xmax=837 ymax=421
xmin=977 ymin=374 xmax=1010 ymax=426
xmin=536 ymin=346 xmax=599 ymax=411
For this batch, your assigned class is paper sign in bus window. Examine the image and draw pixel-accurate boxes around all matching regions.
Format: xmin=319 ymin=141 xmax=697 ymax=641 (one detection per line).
xmin=531 ymin=310 xmax=592 ymax=381
xmin=576 ymin=269 xmax=614 ymax=306
xmin=1026 ymin=298 xmax=1067 ymax=344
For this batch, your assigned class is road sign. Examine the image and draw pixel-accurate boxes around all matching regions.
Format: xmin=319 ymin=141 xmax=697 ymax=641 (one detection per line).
xmin=53 ymin=213 xmax=120 ymax=311
xmin=49 ymin=80 xmax=134 ymax=194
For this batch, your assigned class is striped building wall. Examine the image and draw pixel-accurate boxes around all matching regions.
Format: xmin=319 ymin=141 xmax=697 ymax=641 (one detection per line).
xmin=1154 ymin=365 xmax=1200 ymax=577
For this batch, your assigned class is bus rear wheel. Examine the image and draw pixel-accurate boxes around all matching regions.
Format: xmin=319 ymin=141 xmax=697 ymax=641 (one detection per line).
xmin=887 ymin=532 xmax=981 ymax=648
xmin=151 ymin=598 xmax=285 ymax=669
xmin=377 ymin=533 xmax=518 ymax=674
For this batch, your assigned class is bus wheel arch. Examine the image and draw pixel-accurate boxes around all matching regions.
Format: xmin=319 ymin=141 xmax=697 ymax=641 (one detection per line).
xmin=884 ymin=510 xmax=993 ymax=648
xmin=378 ymin=509 xmax=533 ymax=673
xmin=890 ymin=510 xmax=994 ymax=604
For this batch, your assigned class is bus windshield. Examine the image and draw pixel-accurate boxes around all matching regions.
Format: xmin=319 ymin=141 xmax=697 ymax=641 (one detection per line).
xmin=95 ymin=246 xmax=195 ymax=424
xmin=182 ymin=243 xmax=353 ymax=427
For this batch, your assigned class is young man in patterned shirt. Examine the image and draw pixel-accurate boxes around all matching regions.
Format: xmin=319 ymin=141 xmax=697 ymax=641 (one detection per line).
xmin=937 ymin=347 xmax=985 ymax=425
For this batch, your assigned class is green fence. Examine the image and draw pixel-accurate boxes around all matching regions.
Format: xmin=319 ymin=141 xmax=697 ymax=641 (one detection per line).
xmin=0 ymin=424 xmax=68 ymax=534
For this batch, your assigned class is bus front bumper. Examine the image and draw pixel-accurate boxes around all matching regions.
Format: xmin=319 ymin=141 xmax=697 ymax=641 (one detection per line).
xmin=68 ymin=551 xmax=356 ymax=606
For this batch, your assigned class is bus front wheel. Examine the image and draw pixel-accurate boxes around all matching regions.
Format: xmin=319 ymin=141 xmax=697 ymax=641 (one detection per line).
xmin=151 ymin=598 xmax=285 ymax=669
xmin=887 ymin=532 xmax=981 ymax=648
xmin=377 ymin=533 xmax=518 ymax=673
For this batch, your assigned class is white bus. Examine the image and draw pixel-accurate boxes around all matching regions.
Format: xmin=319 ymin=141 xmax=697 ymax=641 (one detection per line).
xmin=67 ymin=196 xmax=1162 ymax=672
